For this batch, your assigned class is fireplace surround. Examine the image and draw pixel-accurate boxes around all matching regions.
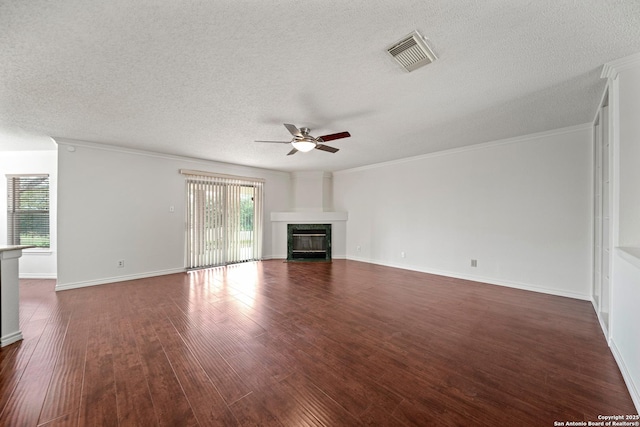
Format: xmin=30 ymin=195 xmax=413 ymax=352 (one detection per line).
xmin=287 ymin=224 xmax=331 ymax=261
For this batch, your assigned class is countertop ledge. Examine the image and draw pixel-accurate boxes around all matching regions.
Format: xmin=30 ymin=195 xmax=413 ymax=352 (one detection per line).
xmin=617 ymin=247 xmax=640 ymax=270
xmin=0 ymin=245 xmax=36 ymax=253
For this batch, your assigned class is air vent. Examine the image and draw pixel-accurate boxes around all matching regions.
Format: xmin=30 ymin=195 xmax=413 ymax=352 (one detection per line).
xmin=387 ymin=31 xmax=437 ymax=72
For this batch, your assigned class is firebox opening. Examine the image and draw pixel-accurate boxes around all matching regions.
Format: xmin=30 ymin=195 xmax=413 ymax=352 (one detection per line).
xmin=287 ymin=224 xmax=331 ymax=261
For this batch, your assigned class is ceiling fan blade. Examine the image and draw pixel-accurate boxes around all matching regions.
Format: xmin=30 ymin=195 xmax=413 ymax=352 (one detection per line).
xmin=317 ymin=131 xmax=351 ymax=142
xmin=286 ymin=147 xmax=298 ymax=156
xmin=255 ymin=140 xmax=290 ymax=143
xmin=315 ymin=144 xmax=339 ymax=153
xmin=284 ymin=123 xmax=303 ymax=138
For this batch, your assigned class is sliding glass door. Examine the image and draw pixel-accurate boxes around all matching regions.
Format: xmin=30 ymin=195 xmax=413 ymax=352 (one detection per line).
xmin=184 ymin=172 xmax=263 ymax=269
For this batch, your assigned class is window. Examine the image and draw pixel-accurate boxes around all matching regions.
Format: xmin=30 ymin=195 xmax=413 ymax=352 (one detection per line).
xmin=6 ymin=174 xmax=50 ymax=248
xmin=182 ymin=170 xmax=264 ymax=269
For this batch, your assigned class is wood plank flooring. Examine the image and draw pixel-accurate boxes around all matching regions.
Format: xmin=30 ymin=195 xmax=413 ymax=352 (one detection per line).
xmin=0 ymin=260 xmax=636 ymax=426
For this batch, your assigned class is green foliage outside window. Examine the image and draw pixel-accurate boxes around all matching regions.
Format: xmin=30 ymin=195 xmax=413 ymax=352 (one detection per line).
xmin=7 ymin=176 xmax=50 ymax=248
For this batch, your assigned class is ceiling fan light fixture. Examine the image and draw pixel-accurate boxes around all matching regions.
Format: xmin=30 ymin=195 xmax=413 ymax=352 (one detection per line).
xmin=291 ymin=139 xmax=316 ymax=152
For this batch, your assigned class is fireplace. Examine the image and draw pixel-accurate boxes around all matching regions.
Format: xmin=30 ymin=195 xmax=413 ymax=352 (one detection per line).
xmin=287 ymin=224 xmax=331 ymax=261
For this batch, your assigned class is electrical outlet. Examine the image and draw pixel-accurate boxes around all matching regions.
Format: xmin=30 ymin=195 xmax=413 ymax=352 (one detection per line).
xmin=117 ymin=260 xmax=125 ymax=268
xmin=169 ymin=205 xmax=175 ymax=213
xmin=471 ymin=259 xmax=478 ymax=267
xmin=356 ymin=245 xmax=361 ymax=252
xmin=401 ymin=251 xmax=406 ymax=258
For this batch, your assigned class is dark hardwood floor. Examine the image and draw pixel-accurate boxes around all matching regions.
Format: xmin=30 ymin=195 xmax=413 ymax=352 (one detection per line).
xmin=0 ymin=260 xmax=636 ymax=426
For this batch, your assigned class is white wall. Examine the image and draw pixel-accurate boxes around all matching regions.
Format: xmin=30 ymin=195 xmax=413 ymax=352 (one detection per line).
xmin=334 ymin=125 xmax=593 ymax=300
xmin=0 ymin=150 xmax=57 ymax=278
xmin=611 ymin=250 xmax=640 ymax=412
xmin=617 ymin=62 xmax=640 ymax=248
xmin=606 ymin=53 xmax=640 ymax=412
xmin=291 ymin=171 xmax=333 ymax=212
xmin=56 ymin=139 xmax=290 ymax=290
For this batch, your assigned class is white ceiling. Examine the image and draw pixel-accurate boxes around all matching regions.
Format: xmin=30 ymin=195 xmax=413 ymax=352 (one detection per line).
xmin=1 ymin=1 xmax=640 ymax=171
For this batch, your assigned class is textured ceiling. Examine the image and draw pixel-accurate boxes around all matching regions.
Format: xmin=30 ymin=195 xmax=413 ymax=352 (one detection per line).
xmin=1 ymin=1 xmax=640 ymax=171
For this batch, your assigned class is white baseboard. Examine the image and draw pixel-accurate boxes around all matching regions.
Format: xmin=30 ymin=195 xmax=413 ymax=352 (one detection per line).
xmin=597 ymin=313 xmax=610 ymax=342
xmin=19 ymin=273 xmax=57 ymax=279
xmin=610 ymin=339 xmax=640 ymax=414
xmin=346 ymin=256 xmax=591 ymax=301
xmin=1 ymin=331 xmax=23 ymax=347
xmin=55 ymin=268 xmax=186 ymax=291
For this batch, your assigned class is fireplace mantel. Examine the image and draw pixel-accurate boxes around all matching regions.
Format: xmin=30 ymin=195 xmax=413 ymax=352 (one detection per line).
xmin=270 ymin=211 xmax=348 ymax=222
xmin=270 ymin=211 xmax=347 ymax=259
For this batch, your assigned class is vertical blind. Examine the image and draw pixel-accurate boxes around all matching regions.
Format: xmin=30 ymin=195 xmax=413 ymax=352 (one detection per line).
xmin=183 ymin=171 xmax=264 ymax=269
xmin=6 ymin=174 xmax=50 ymax=248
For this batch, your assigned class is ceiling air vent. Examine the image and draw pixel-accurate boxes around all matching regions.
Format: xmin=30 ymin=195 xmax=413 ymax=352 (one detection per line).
xmin=387 ymin=30 xmax=437 ymax=72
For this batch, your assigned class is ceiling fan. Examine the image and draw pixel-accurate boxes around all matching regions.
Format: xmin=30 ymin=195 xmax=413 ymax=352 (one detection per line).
xmin=256 ymin=123 xmax=351 ymax=155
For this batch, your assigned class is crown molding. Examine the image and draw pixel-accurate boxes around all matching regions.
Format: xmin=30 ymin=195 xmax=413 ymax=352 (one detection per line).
xmin=334 ymin=123 xmax=591 ymax=175
xmin=54 ymin=137 xmax=290 ymax=178
xmin=601 ymin=52 xmax=640 ymax=79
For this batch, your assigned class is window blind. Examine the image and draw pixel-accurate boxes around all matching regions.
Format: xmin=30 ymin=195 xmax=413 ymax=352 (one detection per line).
xmin=184 ymin=172 xmax=263 ymax=269
xmin=7 ymin=174 xmax=50 ymax=248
